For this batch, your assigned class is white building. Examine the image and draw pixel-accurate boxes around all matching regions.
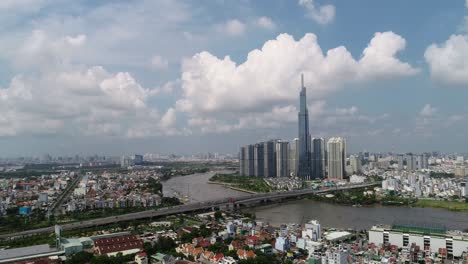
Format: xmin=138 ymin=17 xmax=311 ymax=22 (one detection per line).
xmin=322 ymin=248 xmax=349 ymax=264
xmin=397 ymin=154 xmax=404 ymax=171
xmin=275 ymin=141 xmax=289 ymax=177
xmin=460 ymin=182 xmax=467 ymax=197
xmin=303 ymin=220 xmax=321 ymax=241
xmin=369 ymin=225 xmax=468 ymax=257
xmin=349 ymin=155 xmax=361 ymax=174
xmin=349 ymin=175 xmax=366 ymax=184
xmin=274 ymin=236 xmax=290 ymax=252
xmin=289 ymin=138 xmax=299 ymax=177
xmin=327 ymin=137 xmax=346 ymax=179
xmin=220 ymin=256 xmax=237 ymax=264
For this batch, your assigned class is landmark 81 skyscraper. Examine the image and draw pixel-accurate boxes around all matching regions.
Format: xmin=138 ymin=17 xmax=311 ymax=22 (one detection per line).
xmin=298 ymin=74 xmax=312 ymax=180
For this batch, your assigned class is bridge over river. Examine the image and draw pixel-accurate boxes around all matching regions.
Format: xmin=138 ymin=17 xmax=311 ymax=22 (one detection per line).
xmin=0 ymin=183 xmax=375 ymax=240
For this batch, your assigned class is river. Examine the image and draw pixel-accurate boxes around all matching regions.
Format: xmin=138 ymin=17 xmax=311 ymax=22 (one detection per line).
xmin=162 ymin=170 xmax=250 ymax=203
xmin=251 ymin=200 xmax=468 ymax=230
xmin=162 ymin=172 xmax=468 ymax=230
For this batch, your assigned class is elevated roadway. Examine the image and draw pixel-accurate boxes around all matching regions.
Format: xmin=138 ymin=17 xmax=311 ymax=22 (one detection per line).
xmin=0 ymin=183 xmax=376 ymax=240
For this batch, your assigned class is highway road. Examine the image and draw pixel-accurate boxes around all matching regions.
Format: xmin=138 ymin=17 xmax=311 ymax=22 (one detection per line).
xmin=0 ymin=183 xmax=376 ymax=240
xmin=49 ymin=173 xmax=83 ymax=216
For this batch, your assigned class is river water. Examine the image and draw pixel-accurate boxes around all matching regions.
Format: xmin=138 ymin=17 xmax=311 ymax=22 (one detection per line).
xmin=162 ymin=172 xmax=468 ymax=230
xmin=162 ymin=170 xmax=250 ymax=203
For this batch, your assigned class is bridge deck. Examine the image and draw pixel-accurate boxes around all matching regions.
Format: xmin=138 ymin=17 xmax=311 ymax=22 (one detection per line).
xmin=0 ymin=183 xmax=375 ymax=240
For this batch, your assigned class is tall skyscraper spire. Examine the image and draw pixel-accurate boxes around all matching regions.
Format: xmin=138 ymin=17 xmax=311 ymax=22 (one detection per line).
xmin=298 ymin=74 xmax=312 ymax=180
xmin=301 ymin=73 xmax=304 ymax=88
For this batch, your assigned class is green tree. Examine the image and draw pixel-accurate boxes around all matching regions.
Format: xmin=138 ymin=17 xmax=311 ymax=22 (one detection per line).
xmin=65 ymin=251 xmax=93 ymax=264
xmin=154 ymin=237 xmax=177 ymax=253
xmin=214 ymin=211 xmax=223 ymax=220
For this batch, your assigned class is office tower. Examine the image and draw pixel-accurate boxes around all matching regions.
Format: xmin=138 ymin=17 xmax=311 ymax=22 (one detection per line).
xmin=298 ymin=74 xmax=312 ymax=180
xmin=416 ymin=155 xmax=424 ymax=170
xmin=239 ymin=146 xmax=246 ymax=175
xmin=289 ymin=138 xmax=299 ymax=177
xmin=245 ymin=144 xmax=255 ymax=176
xmin=276 ymin=141 xmax=289 ymax=177
xmin=363 ymin=152 xmax=370 ymax=161
xmin=263 ymin=140 xmax=277 ymax=177
xmin=120 ymin=155 xmax=134 ymax=168
xmin=397 ymin=154 xmax=404 ymax=171
xmin=311 ymin=138 xmax=325 ymax=179
xmin=419 ymin=153 xmax=429 ymax=169
xmin=132 ymin=154 xmax=143 ymax=165
xmin=406 ymin=154 xmax=415 ymax=171
xmin=254 ymin=143 xmax=265 ymax=177
xmin=349 ymin=155 xmax=361 ymax=174
xmin=327 ymin=137 xmax=347 ymax=179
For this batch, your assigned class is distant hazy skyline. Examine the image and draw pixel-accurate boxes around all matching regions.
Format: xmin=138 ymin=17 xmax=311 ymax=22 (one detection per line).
xmin=1 ymin=0 xmax=468 ymax=156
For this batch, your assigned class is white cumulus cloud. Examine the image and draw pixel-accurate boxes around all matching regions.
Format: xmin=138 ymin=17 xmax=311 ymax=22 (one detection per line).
xmin=11 ymin=30 xmax=87 ymax=71
xmin=177 ymin=32 xmax=418 ymax=118
xmin=255 ymin=16 xmax=276 ymax=30
xmin=0 ymin=31 xmax=178 ymax=138
xmin=175 ymin=32 xmax=417 ymax=133
xmin=298 ymin=0 xmax=335 ymax=25
xmin=425 ymin=35 xmax=468 ymax=84
xmin=216 ymin=19 xmax=246 ymax=36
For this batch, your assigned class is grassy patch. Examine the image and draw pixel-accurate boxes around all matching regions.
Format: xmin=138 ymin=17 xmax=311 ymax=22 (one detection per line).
xmin=414 ymin=199 xmax=468 ymax=211
xmin=210 ymin=174 xmax=272 ymax=193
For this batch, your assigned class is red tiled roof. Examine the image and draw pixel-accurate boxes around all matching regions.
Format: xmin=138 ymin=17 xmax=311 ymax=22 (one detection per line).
xmin=202 ymin=250 xmax=214 ymax=259
xmin=192 ymin=247 xmax=204 ymax=256
xmin=94 ymin=235 xmax=143 ymax=255
xmin=230 ymin=240 xmax=244 ymax=249
xmin=94 ymin=235 xmax=139 ymax=246
xmin=246 ymin=250 xmax=256 ymax=258
xmin=212 ymin=253 xmax=224 ymax=261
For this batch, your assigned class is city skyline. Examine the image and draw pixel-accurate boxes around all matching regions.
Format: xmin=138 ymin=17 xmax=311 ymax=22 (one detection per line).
xmin=1 ymin=1 xmax=468 ymax=156
xmin=0 ymin=1 xmax=468 ymax=263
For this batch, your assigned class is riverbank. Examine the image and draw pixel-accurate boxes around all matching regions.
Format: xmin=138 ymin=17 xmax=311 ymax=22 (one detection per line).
xmin=207 ymin=181 xmax=258 ymax=194
xmin=209 ymin=173 xmax=273 ymax=193
xmin=414 ymin=199 xmax=468 ymax=211
xmin=306 ymin=192 xmax=468 ymax=212
xmin=249 ymin=199 xmax=468 ymax=230
xmin=211 ymin=175 xmax=468 ymax=213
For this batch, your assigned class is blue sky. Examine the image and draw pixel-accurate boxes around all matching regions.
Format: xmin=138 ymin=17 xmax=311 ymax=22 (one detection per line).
xmin=0 ymin=0 xmax=467 ymax=156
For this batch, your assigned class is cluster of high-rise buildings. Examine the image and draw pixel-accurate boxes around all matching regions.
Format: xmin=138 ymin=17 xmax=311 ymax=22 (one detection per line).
xmin=239 ymin=139 xmax=292 ymax=178
xmin=396 ymin=153 xmax=429 ymax=171
xmin=239 ymin=75 xmax=348 ymax=180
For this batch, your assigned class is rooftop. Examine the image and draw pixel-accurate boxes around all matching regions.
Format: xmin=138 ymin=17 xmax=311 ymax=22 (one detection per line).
xmin=325 ymin=231 xmax=352 ymax=241
xmin=0 ymin=244 xmax=58 ymax=261
xmin=391 ymin=220 xmax=447 ymax=235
